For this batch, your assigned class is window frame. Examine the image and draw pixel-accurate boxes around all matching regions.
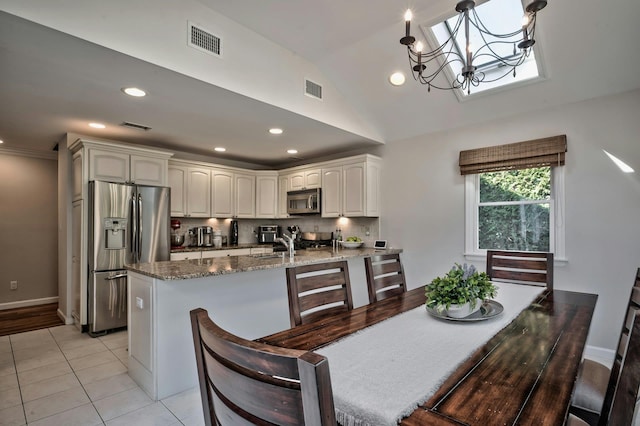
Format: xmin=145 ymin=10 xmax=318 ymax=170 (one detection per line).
xmin=464 ymin=166 xmax=566 ymax=263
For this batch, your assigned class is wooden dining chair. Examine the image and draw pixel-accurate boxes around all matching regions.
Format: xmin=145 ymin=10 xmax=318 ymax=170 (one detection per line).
xmin=364 ymin=253 xmax=407 ymax=303
xmin=190 ymin=308 xmax=337 ymax=426
xmin=286 ymin=261 xmax=353 ymax=327
xmin=486 ymin=250 xmax=554 ymax=290
xmin=570 ymin=267 xmax=640 ymax=426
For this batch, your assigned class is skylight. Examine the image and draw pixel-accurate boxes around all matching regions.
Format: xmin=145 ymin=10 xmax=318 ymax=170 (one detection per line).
xmin=424 ymin=0 xmax=544 ymax=98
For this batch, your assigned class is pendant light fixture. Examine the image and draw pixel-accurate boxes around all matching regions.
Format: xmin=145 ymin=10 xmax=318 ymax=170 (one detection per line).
xmin=400 ymin=0 xmax=547 ymax=94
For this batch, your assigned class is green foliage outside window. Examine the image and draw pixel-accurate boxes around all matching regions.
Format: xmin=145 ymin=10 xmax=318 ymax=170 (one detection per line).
xmin=478 ymin=167 xmax=551 ymax=251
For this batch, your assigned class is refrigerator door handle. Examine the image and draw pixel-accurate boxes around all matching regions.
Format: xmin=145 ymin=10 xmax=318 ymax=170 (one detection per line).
xmin=105 ymin=273 xmax=128 ymax=280
xmin=130 ymin=193 xmax=137 ymax=263
xmin=137 ymin=193 xmax=143 ymax=262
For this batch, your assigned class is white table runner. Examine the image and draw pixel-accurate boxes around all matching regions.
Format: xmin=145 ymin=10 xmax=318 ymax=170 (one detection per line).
xmin=316 ymin=283 xmax=543 ymax=426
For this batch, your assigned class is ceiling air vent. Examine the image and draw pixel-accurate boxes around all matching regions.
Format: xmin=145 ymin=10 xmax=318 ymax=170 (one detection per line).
xmin=305 ymin=79 xmax=323 ymax=100
xmin=188 ymin=21 xmax=221 ymax=56
xmin=121 ymin=121 xmax=152 ymax=131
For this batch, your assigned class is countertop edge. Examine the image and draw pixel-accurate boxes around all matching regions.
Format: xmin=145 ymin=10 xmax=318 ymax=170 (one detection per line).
xmin=127 ymin=248 xmax=403 ymax=281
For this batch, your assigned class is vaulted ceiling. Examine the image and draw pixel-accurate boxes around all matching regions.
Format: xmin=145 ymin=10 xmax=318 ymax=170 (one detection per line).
xmin=1 ymin=0 xmax=638 ymax=167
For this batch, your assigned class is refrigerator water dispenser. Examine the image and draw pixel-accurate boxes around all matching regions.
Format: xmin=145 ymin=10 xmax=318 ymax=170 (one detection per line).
xmin=104 ymin=218 xmax=127 ymax=250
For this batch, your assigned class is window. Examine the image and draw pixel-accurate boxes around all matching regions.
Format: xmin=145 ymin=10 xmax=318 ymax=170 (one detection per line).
xmin=461 ymin=136 xmax=567 ymax=261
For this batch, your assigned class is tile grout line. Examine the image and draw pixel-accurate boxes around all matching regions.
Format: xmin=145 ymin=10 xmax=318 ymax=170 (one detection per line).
xmin=8 ymin=333 xmax=28 ymax=426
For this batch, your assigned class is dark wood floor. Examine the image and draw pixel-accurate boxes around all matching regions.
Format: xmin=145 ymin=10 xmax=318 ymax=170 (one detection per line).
xmin=0 ymin=303 xmax=63 ymax=336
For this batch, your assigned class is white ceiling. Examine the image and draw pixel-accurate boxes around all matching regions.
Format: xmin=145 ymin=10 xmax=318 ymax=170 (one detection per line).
xmin=1 ymin=0 xmax=639 ymax=168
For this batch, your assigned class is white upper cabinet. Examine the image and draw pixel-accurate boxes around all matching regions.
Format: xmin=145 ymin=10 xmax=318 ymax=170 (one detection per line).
xmin=255 ymin=172 xmax=278 ymax=218
xmin=130 ymin=155 xmax=168 ymax=186
xmin=289 ymin=168 xmax=321 ymax=190
xmin=88 ymin=148 xmax=168 ymax=186
xmin=321 ymin=166 xmax=343 ymax=218
xmin=278 ymin=175 xmax=290 ymax=218
xmin=234 ymin=172 xmax=256 ymax=218
xmin=211 ymin=169 xmax=255 ymax=218
xmin=168 ymin=163 xmax=211 ymax=217
xmin=321 ymin=156 xmax=381 ymax=218
xmin=211 ymin=169 xmax=234 ymax=217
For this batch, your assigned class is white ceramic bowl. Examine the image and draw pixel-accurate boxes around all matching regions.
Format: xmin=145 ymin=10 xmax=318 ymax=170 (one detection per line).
xmin=340 ymin=241 xmax=363 ymax=249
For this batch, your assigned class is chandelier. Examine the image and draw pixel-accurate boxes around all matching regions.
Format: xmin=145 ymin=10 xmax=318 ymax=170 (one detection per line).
xmin=400 ymin=0 xmax=547 ymax=94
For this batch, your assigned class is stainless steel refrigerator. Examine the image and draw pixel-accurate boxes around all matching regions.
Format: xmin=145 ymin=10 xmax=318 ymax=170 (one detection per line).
xmin=88 ymin=180 xmax=170 ymax=335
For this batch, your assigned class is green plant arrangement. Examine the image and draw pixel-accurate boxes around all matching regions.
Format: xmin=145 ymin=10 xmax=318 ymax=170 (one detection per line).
xmin=425 ymin=263 xmax=498 ymax=314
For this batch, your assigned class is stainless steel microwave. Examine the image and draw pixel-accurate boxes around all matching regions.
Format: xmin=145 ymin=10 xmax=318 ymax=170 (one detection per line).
xmin=287 ymin=188 xmax=321 ymax=215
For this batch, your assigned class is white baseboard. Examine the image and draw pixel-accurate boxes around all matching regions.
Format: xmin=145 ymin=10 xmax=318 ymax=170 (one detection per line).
xmin=57 ymin=308 xmax=75 ymax=325
xmin=584 ymin=345 xmax=616 ymax=368
xmin=0 ymin=296 xmax=59 ymax=311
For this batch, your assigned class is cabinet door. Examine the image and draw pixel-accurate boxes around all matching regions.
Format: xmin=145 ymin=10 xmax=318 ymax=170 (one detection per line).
xmin=256 ymin=175 xmax=277 ymax=218
xmin=343 ymin=163 xmax=366 ymax=217
xmin=235 ymin=173 xmax=256 ymax=218
xmin=89 ymin=149 xmax=129 ymax=183
xmin=211 ymin=169 xmax=234 ymax=217
xmin=168 ymin=166 xmax=187 ymax=217
xmin=289 ymin=169 xmax=321 ymax=190
xmin=278 ymin=175 xmax=290 ymax=218
xmin=321 ymin=167 xmax=342 ymax=218
xmin=289 ymin=172 xmax=305 ymax=191
xmin=187 ymin=168 xmax=211 ymax=217
xmin=170 ymin=251 xmax=201 ymax=261
xmin=304 ymin=169 xmax=321 ymax=188
xmin=72 ymin=151 xmax=83 ymax=201
xmin=130 ymin=155 xmax=167 ymax=186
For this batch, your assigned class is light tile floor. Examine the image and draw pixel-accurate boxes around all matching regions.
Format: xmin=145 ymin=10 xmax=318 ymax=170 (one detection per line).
xmin=0 ymin=326 xmax=204 ymax=426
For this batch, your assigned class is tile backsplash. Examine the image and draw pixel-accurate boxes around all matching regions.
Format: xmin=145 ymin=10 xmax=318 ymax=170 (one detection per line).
xmin=171 ymin=217 xmax=380 ymax=246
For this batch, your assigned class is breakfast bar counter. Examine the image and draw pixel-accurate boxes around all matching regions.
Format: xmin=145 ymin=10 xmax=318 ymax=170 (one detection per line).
xmin=125 ymin=247 xmax=400 ymax=400
xmin=128 ymin=247 xmax=401 ymax=280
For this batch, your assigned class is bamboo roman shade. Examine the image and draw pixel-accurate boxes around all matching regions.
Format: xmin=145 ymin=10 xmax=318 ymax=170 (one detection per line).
xmin=459 ymin=135 xmax=567 ymax=175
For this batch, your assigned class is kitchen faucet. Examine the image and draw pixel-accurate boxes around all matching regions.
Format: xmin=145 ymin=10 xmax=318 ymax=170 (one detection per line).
xmin=276 ymin=230 xmax=297 ymax=260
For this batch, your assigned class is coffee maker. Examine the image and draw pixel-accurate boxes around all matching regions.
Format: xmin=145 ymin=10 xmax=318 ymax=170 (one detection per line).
xmin=193 ymin=226 xmax=213 ymax=247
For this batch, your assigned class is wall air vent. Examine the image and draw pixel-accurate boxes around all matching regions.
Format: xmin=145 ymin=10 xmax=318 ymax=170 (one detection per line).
xmin=305 ymin=79 xmax=323 ymax=100
xmin=121 ymin=121 xmax=152 ymax=131
xmin=188 ymin=21 xmax=221 ymax=56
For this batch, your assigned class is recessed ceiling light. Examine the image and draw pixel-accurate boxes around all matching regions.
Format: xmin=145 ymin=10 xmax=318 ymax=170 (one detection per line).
xmin=0 ymin=140 xmax=3 ymax=144
xmin=287 ymin=149 xmax=298 ymax=154
xmin=603 ymin=150 xmax=634 ymax=173
xmin=122 ymin=87 xmax=146 ymax=97
xmin=269 ymin=128 xmax=283 ymax=135
xmin=89 ymin=122 xmax=106 ymax=129
xmin=214 ymin=147 xmax=226 ymax=152
xmin=389 ymin=72 xmax=406 ymax=86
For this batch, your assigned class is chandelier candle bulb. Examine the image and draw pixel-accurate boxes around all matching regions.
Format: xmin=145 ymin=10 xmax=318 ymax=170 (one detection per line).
xmin=404 ymin=9 xmax=412 ymax=36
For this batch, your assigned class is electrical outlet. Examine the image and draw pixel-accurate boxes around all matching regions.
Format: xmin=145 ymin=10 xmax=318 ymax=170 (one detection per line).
xmin=314 ymin=225 xmax=319 ymax=231
xmin=10 ymin=280 xmax=17 ymax=290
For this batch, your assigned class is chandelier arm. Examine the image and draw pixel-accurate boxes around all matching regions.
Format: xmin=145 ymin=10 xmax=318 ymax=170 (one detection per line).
xmin=470 ymin=8 xmax=527 ymax=39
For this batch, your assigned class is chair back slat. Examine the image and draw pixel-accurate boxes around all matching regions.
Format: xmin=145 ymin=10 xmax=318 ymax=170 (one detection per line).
xmin=486 ymin=250 xmax=554 ymax=289
xmin=364 ymin=253 xmax=408 ymax=303
xmin=190 ymin=308 xmax=337 ymax=426
xmin=598 ymin=267 xmax=640 ymax=426
xmin=600 ymin=310 xmax=640 ymax=426
xmin=286 ymin=261 xmax=353 ymax=326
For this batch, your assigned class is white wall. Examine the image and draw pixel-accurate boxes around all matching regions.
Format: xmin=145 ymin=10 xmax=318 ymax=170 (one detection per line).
xmin=379 ymin=90 xmax=640 ymax=350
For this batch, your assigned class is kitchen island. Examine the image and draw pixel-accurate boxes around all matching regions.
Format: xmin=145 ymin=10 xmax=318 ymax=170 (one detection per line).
xmin=126 ymin=247 xmax=401 ymax=400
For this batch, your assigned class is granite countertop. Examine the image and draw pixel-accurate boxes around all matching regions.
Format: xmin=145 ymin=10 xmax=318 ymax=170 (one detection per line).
xmin=127 ymin=247 xmax=402 ymax=281
xmin=170 ymin=243 xmax=268 ymax=253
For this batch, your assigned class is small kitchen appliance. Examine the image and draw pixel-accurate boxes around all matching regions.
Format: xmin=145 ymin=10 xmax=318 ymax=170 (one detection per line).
xmin=229 ymin=220 xmax=239 ymax=245
xmin=258 ymin=225 xmax=280 ymax=243
xmin=197 ymin=226 xmax=214 ymax=247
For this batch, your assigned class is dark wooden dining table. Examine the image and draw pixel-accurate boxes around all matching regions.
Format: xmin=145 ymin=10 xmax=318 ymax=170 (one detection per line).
xmin=257 ymin=286 xmax=597 ymax=426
